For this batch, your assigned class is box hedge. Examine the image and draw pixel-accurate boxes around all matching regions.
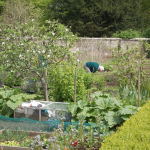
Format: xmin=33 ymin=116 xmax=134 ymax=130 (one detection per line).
xmin=100 ymin=100 xmax=150 ymax=150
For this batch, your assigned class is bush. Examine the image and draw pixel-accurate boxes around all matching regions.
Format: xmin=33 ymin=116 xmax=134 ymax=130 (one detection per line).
xmin=112 ymin=29 xmax=142 ymax=39
xmin=100 ymin=100 xmax=150 ymax=150
xmin=48 ymin=63 xmax=86 ymax=102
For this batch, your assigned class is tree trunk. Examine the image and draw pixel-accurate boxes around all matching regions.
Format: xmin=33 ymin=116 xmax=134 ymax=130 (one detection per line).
xmin=41 ymin=69 xmax=49 ymax=101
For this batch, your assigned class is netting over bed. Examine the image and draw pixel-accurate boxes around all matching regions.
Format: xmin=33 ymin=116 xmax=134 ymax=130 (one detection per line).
xmin=0 ymin=115 xmax=93 ymax=132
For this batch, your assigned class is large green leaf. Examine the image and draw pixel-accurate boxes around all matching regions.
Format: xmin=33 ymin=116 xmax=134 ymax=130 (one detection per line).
xmin=104 ymin=111 xmax=122 ymax=128
xmin=69 ymin=103 xmax=78 ymax=116
xmin=77 ymin=100 xmax=88 ymax=109
xmin=119 ymin=105 xmax=138 ymax=120
xmin=119 ymin=105 xmax=138 ymax=115
xmin=6 ymin=100 xmax=22 ymax=110
xmin=0 ymin=89 xmax=15 ymax=99
xmin=95 ymin=97 xmax=122 ymax=110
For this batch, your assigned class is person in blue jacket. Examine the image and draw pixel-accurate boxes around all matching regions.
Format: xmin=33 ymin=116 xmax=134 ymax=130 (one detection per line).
xmin=84 ymin=62 xmax=104 ymax=73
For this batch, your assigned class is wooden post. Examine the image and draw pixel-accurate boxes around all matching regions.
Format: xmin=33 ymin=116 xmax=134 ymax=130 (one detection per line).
xmin=39 ymin=109 xmax=41 ymax=121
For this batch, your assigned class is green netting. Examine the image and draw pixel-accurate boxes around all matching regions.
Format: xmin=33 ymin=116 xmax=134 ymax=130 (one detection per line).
xmin=0 ymin=115 xmax=94 ymax=132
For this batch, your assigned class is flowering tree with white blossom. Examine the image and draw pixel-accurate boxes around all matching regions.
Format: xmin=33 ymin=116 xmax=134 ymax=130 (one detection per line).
xmin=0 ymin=20 xmax=77 ymax=101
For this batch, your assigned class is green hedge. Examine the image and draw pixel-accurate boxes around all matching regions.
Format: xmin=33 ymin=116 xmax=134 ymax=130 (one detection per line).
xmin=100 ymin=100 xmax=150 ymax=150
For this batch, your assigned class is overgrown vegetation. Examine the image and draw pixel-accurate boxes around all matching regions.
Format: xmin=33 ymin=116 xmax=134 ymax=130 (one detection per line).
xmin=0 ymin=0 xmax=150 ymax=37
xmin=69 ymin=91 xmax=138 ymax=135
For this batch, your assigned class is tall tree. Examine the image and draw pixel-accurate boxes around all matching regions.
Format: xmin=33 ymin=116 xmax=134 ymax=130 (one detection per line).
xmin=48 ymin=0 xmax=149 ymax=37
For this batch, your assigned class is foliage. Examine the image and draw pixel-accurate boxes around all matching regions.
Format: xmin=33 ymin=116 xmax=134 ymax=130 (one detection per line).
xmin=1 ymin=0 xmax=150 ymax=37
xmin=141 ymin=79 xmax=150 ymax=100
xmin=0 ymin=71 xmax=22 ymax=87
xmin=0 ymin=130 xmax=32 ymax=147
xmin=69 ymin=91 xmax=138 ymax=134
xmin=112 ymin=45 xmax=147 ymax=105
xmin=0 ymin=87 xmax=41 ymax=116
xmin=0 ymin=19 xmax=77 ymax=101
xmin=48 ymin=62 xmax=86 ymax=102
xmin=30 ymin=123 xmax=101 ymax=150
xmin=144 ymin=42 xmax=150 ymax=58
xmin=100 ymin=100 xmax=150 ymax=150
xmin=83 ymin=73 xmax=105 ymax=90
xmin=1 ymin=0 xmax=41 ymax=24
xmin=103 ymin=64 xmax=113 ymax=72
xmin=0 ymin=0 xmax=5 ymax=14
xmin=142 ymin=28 xmax=150 ymax=38
xmin=112 ymin=29 xmax=142 ymax=39
xmin=48 ymin=0 xmax=149 ymax=37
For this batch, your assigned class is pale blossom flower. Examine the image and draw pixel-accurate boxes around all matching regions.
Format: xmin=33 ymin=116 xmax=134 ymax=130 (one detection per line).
xmin=52 ymin=32 xmax=55 ymax=36
xmin=42 ymin=50 xmax=45 ymax=53
xmin=19 ymin=54 xmax=22 ymax=58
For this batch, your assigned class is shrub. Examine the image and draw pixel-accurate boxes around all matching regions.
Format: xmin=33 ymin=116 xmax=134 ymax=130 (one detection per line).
xmin=112 ymin=29 xmax=141 ymax=39
xmin=100 ymin=100 xmax=150 ymax=150
xmin=48 ymin=63 xmax=86 ymax=102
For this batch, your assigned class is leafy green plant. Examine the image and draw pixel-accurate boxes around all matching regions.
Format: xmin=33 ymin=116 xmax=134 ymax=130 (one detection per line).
xmin=48 ymin=62 xmax=86 ymax=102
xmin=83 ymin=73 xmax=106 ymax=90
xmin=101 ymin=100 xmax=150 ymax=150
xmin=69 ymin=92 xmax=138 ymax=134
xmin=0 ymin=87 xmax=41 ymax=116
xmin=112 ymin=45 xmax=147 ymax=106
xmin=112 ymin=29 xmax=141 ymax=39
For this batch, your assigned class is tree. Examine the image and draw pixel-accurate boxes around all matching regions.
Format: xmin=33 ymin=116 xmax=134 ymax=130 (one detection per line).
xmin=0 ymin=20 xmax=77 ymax=101
xmin=48 ymin=0 xmax=150 ymax=37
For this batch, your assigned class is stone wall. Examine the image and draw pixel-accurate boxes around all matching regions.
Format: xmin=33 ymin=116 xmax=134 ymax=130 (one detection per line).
xmin=71 ymin=38 xmax=150 ymax=63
